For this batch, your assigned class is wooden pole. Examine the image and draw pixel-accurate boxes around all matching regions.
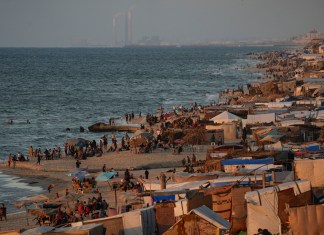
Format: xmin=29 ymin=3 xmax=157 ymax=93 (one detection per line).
xmin=272 ymin=171 xmax=276 ymax=184
xmin=262 ymin=172 xmax=266 ymax=188
xmin=114 ymin=188 xmax=117 ymax=209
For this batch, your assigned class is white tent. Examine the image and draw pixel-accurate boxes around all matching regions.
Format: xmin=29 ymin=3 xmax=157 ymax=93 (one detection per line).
xmin=245 ymin=180 xmax=311 ymax=235
xmin=210 ymin=111 xmax=242 ymax=124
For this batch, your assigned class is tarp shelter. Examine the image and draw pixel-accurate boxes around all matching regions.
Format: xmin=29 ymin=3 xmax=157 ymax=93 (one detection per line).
xmin=289 ymin=204 xmax=324 ymax=235
xmin=163 ymin=205 xmax=230 ymax=235
xmin=44 ymin=224 xmax=104 ymax=235
xmin=210 ymin=111 xmax=242 ymax=124
xmin=123 ymin=206 xmax=156 ymax=235
xmin=154 ymin=202 xmax=175 ymax=235
xmin=295 ymin=159 xmax=324 ymax=187
xmin=21 ymin=226 xmax=55 ymax=235
xmin=81 ymin=206 xmax=155 ymax=235
xmin=221 ymin=157 xmax=276 ymax=173
xmin=82 ymin=214 xmax=124 ymax=235
xmin=245 ymin=180 xmax=311 ymax=235
xmin=243 ymin=113 xmax=276 ymax=127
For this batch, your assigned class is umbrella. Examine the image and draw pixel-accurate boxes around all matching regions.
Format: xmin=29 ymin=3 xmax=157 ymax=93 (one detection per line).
xmin=66 ymin=138 xmax=88 ymax=147
xmin=174 ymin=139 xmax=185 ymax=145
xmin=95 ymin=172 xmax=116 ymax=182
xmin=68 ymin=170 xmax=90 ymax=181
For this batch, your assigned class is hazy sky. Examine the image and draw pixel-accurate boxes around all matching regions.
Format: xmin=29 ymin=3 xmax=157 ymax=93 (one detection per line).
xmin=0 ymin=0 xmax=323 ymax=47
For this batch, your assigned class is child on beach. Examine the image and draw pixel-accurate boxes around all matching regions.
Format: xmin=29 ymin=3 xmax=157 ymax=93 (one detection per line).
xmin=7 ymin=154 xmax=11 ymax=168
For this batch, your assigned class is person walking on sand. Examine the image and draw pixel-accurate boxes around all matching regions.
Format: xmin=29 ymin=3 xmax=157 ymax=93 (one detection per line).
xmin=37 ymin=153 xmax=41 ymax=165
xmin=145 ymin=169 xmax=149 ymax=179
xmin=7 ymin=154 xmax=12 ymax=168
xmin=12 ymin=155 xmax=17 ymax=169
xmin=0 ymin=203 xmax=7 ymax=221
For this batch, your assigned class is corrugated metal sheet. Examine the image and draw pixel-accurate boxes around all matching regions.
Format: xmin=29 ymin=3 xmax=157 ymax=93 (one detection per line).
xmin=191 ymin=205 xmax=230 ymax=229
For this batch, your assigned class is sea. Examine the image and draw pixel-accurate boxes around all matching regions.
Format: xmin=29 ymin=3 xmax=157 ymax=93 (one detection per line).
xmin=0 ymin=45 xmax=287 ymax=212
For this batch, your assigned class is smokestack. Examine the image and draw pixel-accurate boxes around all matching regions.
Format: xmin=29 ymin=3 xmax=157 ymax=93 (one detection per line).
xmin=125 ymin=13 xmax=128 ymax=46
xmin=113 ymin=12 xmax=124 ymax=47
xmin=113 ymin=17 xmax=116 ymax=47
xmin=127 ymin=8 xmax=132 ymax=45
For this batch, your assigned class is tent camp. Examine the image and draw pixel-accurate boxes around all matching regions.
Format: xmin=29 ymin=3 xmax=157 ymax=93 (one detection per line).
xmin=163 ymin=205 xmax=230 ymax=235
xmin=245 ymin=180 xmax=312 ymax=235
xmin=209 ymin=111 xmax=242 ymax=124
xmin=81 ymin=206 xmax=155 ymax=235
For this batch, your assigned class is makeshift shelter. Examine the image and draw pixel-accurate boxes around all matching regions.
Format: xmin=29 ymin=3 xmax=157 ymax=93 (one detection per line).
xmin=122 ymin=206 xmax=156 ymax=235
xmin=130 ymin=130 xmax=154 ymax=147
xmin=163 ymin=205 xmax=230 ymax=235
xmin=154 ymin=202 xmax=175 ymax=235
xmin=81 ymin=206 xmax=155 ymax=235
xmin=295 ymin=159 xmax=324 ymax=187
xmin=245 ymin=180 xmax=312 ymax=235
xmin=22 ymin=224 xmax=104 ymax=235
xmin=82 ymin=215 xmax=124 ymax=235
xmin=209 ymin=111 xmax=242 ymax=124
xmin=289 ymin=204 xmax=324 ymax=235
xmin=221 ymin=157 xmax=277 ymax=173
xmin=243 ymin=113 xmax=276 ymax=127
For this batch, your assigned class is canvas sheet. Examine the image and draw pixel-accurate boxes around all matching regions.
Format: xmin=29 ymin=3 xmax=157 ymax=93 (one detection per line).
xmin=246 ymin=113 xmax=276 ymax=125
xmin=141 ymin=207 xmax=156 ymax=235
xmin=245 ymin=180 xmax=311 ymax=235
xmin=231 ymin=187 xmax=251 ymax=234
xmin=295 ymin=159 xmax=324 ymax=187
xmin=289 ymin=204 xmax=324 ymax=235
xmin=123 ymin=210 xmax=142 ymax=235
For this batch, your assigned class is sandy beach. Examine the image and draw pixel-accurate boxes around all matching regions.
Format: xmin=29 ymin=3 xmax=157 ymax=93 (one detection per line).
xmin=0 ymin=146 xmax=207 ymax=232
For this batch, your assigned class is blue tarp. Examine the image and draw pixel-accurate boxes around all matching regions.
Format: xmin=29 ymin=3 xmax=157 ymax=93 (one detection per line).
xmin=221 ymin=157 xmax=274 ymax=166
xmin=306 ymin=145 xmax=322 ymax=152
xmin=152 ymin=195 xmax=175 ymax=202
xmin=95 ymin=172 xmax=116 ymax=181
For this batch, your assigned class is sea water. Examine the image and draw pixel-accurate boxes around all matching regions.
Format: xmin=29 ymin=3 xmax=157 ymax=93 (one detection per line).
xmin=0 ymin=46 xmax=285 ymax=159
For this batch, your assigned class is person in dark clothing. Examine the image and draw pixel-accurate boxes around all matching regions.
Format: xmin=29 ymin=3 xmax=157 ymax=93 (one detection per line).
xmin=0 ymin=204 xmax=7 ymax=221
xmin=37 ymin=154 xmax=41 ymax=165
xmin=76 ymin=160 xmax=81 ymax=168
xmin=102 ymin=164 xmax=106 ymax=172
xmin=144 ymin=169 xmax=149 ymax=179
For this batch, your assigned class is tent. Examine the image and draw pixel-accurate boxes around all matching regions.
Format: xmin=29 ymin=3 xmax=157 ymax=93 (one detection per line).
xmin=245 ymin=180 xmax=311 ymax=235
xmin=295 ymin=159 xmax=324 ymax=187
xmin=289 ymin=204 xmax=324 ymax=235
xmin=163 ymin=205 xmax=230 ymax=235
xmin=81 ymin=207 xmax=155 ymax=235
xmin=210 ymin=111 xmax=242 ymax=124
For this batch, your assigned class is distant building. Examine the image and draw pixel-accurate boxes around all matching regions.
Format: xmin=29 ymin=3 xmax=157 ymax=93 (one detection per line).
xmin=291 ymin=29 xmax=324 ymax=45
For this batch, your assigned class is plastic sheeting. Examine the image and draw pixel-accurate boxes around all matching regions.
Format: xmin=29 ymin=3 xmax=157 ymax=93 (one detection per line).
xmin=295 ymin=159 xmax=324 ymax=187
xmin=123 ymin=206 xmax=155 ymax=235
xmin=289 ymin=204 xmax=324 ymax=235
xmin=245 ymin=180 xmax=311 ymax=235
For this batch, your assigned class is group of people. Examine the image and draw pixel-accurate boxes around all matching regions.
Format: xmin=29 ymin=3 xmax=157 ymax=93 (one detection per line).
xmin=125 ymin=112 xmax=135 ymax=123
xmin=72 ymin=177 xmax=98 ymax=194
xmin=182 ymin=154 xmax=197 ymax=173
xmin=7 ymin=153 xmax=27 ymax=168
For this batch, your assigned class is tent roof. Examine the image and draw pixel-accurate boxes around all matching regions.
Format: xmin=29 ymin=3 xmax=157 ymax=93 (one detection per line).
xmin=210 ymin=111 xmax=242 ymax=123
xmin=191 ymin=205 xmax=230 ymax=229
